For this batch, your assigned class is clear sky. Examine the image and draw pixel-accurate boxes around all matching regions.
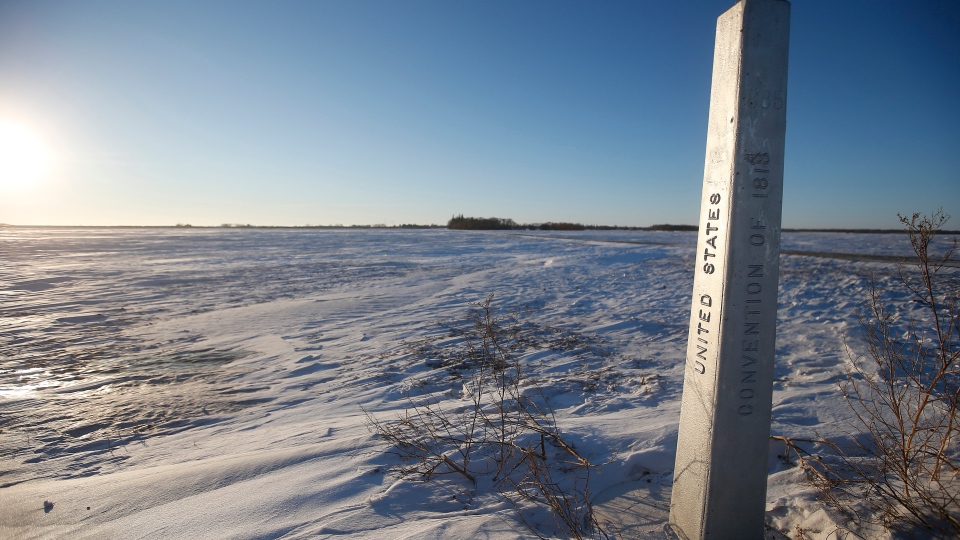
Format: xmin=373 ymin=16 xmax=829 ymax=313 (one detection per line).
xmin=1 ymin=0 xmax=957 ymax=228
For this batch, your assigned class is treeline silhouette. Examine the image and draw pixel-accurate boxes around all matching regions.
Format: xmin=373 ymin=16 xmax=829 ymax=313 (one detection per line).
xmin=447 ymin=215 xmax=520 ymax=230
xmin=446 ymin=215 xmax=695 ymax=231
xmin=447 ymin=215 xmax=591 ymax=231
xmin=647 ymin=224 xmax=698 ymax=232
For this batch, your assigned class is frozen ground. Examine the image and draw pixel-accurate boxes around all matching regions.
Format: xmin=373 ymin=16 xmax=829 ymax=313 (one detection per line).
xmin=0 ymin=227 xmax=953 ymax=539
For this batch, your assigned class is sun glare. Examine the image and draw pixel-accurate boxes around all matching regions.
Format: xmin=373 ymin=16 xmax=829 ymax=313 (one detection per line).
xmin=0 ymin=121 xmax=52 ymax=192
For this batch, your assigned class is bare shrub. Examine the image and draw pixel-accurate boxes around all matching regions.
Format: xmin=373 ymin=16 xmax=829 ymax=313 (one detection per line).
xmin=364 ymin=294 xmax=612 ymax=539
xmin=795 ymin=211 xmax=960 ymax=537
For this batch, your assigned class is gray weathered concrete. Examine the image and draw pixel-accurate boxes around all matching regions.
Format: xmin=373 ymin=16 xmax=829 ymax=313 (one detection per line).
xmin=669 ymin=1 xmax=790 ymax=538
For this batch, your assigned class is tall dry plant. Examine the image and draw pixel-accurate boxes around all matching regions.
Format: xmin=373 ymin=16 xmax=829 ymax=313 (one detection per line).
xmin=800 ymin=211 xmax=960 ymax=537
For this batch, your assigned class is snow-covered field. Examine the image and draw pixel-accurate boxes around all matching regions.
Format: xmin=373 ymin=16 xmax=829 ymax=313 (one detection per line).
xmin=0 ymin=227 xmax=947 ymax=539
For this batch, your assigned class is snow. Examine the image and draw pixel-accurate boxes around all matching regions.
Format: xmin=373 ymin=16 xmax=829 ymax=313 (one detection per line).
xmin=0 ymin=227 xmax=950 ymax=539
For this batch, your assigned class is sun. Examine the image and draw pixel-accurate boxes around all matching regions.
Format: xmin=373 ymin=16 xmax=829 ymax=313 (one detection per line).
xmin=0 ymin=121 xmax=52 ymax=192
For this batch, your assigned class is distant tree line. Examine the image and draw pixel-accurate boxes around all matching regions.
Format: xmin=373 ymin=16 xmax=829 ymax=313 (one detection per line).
xmin=446 ymin=215 xmax=699 ymax=232
xmin=447 ymin=215 xmax=520 ymax=230
xmin=647 ymin=224 xmax=699 ymax=232
xmin=538 ymin=222 xmax=586 ymax=231
xmin=447 ymin=215 xmax=590 ymax=231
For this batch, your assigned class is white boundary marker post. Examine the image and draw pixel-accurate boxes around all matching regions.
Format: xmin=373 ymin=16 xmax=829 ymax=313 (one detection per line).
xmin=669 ymin=1 xmax=790 ymax=538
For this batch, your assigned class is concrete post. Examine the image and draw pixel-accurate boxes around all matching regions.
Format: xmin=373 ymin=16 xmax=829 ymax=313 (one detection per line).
xmin=669 ymin=1 xmax=790 ymax=538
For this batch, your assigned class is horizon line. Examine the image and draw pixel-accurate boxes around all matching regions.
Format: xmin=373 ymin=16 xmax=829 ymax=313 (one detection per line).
xmin=1 ymin=223 xmax=951 ymax=235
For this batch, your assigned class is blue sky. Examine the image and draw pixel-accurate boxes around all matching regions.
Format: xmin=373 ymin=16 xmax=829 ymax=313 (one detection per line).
xmin=0 ymin=0 xmax=957 ymax=228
